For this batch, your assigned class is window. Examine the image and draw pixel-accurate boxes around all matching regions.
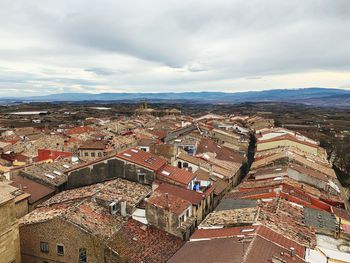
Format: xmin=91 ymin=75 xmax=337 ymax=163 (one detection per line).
xmin=183 ymin=162 xmax=189 ymax=168
xmin=186 ymin=209 xmax=190 ymax=217
xmin=177 ymin=161 xmax=182 ymax=168
xmin=98 ymin=152 xmax=102 ymax=157
xmin=79 ymin=248 xmax=87 ymax=263
xmin=40 ymin=242 xmax=49 ymax=253
xmin=57 ymin=244 xmax=64 ymax=255
xmin=84 ymin=152 xmax=88 ymax=157
xmin=91 ymin=152 xmax=95 ymax=157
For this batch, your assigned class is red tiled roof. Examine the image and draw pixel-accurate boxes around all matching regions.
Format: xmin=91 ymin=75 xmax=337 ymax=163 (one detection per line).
xmin=147 ymin=191 xmax=191 ymax=215
xmin=191 ymin=225 xmax=305 ymax=259
xmin=156 ymin=182 xmax=203 ymax=205
xmin=257 ymin=225 xmax=305 ymax=258
xmin=191 ymin=226 xmax=258 ymax=240
xmin=112 ymin=218 xmax=184 ymax=262
xmin=116 ymin=148 xmax=167 ymax=171
xmin=157 ymin=164 xmax=196 ymax=186
xmin=79 ymin=140 xmax=108 ymax=150
xmin=258 ymin=134 xmax=317 ymax=148
xmin=197 ymin=137 xmax=245 ymax=163
xmin=245 ymin=235 xmax=306 ymax=263
xmin=168 ymin=237 xmax=248 ymax=263
xmin=66 ymin=126 xmax=96 ymax=135
xmin=1 ymin=152 xmax=29 ymax=163
xmin=10 ymin=174 xmax=55 ymax=204
xmin=148 ymin=129 xmax=167 ymax=139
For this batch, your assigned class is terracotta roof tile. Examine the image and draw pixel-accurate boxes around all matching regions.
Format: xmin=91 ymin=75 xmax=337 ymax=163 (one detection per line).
xmin=191 ymin=226 xmax=258 ymax=240
xmin=111 ymin=218 xmax=184 ymax=263
xmin=196 ymin=137 xmax=245 ymax=163
xmin=245 ymin=235 xmax=306 ymax=263
xmin=116 ymin=148 xmax=167 ymax=171
xmin=168 ymin=237 xmax=249 ymax=263
xmin=66 ymin=126 xmax=96 ymax=135
xmin=10 ymin=174 xmax=55 ymax=204
xmin=147 ymin=191 xmax=191 ymax=215
xmin=157 ymin=164 xmax=196 ymax=186
xmin=155 ymin=182 xmax=203 ymax=205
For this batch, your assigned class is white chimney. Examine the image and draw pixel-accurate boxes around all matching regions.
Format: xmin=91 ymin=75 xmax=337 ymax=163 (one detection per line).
xmin=120 ymin=201 xmax=127 ymax=217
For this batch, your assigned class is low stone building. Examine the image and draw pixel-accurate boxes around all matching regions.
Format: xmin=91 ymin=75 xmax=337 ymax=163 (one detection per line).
xmin=66 ymin=148 xmax=167 ymax=189
xmin=154 ymin=181 xmax=214 ymax=226
xmin=19 ymin=178 xmax=151 ymax=263
xmin=146 ymin=191 xmax=196 ymax=240
xmin=78 ymin=140 xmax=111 ymax=160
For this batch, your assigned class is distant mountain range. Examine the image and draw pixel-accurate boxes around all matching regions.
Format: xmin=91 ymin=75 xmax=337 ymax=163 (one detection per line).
xmin=2 ymin=88 xmax=350 ymax=107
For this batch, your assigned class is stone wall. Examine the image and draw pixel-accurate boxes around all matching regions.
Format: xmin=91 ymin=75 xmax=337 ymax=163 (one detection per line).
xmin=145 ymin=203 xmax=181 ymax=238
xmin=0 ymin=198 xmax=21 ymax=263
xmin=20 ymin=217 xmax=119 ymax=263
xmin=67 ymin=157 xmax=155 ymax=189
xmin=15 ymin=198 xmax=29 ymax=219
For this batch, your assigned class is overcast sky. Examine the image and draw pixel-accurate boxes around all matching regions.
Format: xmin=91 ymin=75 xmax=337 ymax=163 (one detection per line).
xmin=1 ymin=0 xmax=350 ymax=96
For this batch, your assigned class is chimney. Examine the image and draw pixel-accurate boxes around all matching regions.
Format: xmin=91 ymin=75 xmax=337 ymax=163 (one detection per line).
xmin=290 ymin=247 xmax=295 ymax=257
xmin=120 ymin=201 xmax=127 ymax=217
xmin=165 ymin=193 xmax=169 ymax=210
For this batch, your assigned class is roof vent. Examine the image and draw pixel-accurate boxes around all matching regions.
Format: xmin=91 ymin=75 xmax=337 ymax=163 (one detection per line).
xmin=109 ymin=202 xmax=118 ymax=215
xmin=123 ymin=153 xmax=132 ymax=157
xmin=131 ymin=149 xmax=139 ymax=153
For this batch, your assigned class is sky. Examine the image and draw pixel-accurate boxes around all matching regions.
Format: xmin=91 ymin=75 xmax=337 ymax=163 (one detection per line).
xmin=1 ymin=0 xmax=350 ymax=97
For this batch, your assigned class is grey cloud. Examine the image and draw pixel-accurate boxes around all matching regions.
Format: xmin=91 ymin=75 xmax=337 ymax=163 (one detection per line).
xmin=0 ymin=0 xmax=350 ymax=95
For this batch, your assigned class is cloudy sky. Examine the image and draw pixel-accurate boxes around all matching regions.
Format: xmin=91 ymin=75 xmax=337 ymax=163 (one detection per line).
xmin=1 ymin=0 xmax=350 ymax=96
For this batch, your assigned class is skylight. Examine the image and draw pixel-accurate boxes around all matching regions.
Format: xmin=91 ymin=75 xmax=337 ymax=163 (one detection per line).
xmin=161 ymin=171 xmax=171 ymax=176
xmin=123 ymin=153 xmax=132 ymax=157
xmin=45 ymin=173 xmax=55 ymax=179
xmin=241 ymin=228 xmax=255 ymax=233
